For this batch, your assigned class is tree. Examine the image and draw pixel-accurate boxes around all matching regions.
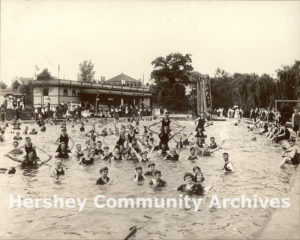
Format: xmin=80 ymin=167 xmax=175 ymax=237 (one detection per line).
xmin=79 ymin=60 xmax=95 ymax=82
xmin=11 ymin=80 xmax=20 ymax=91
xmin=151 ymin=53 xmax=193 ymax=85
xmin=37 ymin=68 xmax=54 ymax=80
xmin=0 ymin=81 xmax=7 ymax=89
xmin=18 ymin=82 xmax=34 ymax=107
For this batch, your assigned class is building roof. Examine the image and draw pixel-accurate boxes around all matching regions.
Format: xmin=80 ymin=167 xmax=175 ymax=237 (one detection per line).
xmin=105 ymin=73 xmax=141 ymax=84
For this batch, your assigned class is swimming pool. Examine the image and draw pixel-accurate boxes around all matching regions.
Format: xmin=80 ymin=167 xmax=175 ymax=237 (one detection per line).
xmin=0 ymin=119 xmax=296 ymax=239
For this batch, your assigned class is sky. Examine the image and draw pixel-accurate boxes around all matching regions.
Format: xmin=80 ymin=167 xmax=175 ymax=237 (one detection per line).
xmin=1 ymin=0 xmax=300 ymax=85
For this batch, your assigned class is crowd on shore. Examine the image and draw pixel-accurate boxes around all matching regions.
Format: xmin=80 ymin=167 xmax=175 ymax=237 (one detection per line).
xmin=246 ymin=108 xmax=300 ymax=168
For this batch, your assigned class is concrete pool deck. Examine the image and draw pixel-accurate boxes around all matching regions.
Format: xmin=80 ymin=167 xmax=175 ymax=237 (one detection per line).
xmin=257 ymin=166 xmax=300 ymax=240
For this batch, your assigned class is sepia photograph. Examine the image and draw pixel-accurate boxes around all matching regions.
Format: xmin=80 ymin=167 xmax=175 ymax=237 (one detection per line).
xmin=0 ymin=0 xmax=299 ymax=239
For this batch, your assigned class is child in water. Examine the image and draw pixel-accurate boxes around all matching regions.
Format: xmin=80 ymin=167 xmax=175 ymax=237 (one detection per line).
xmin=177 ymin=172 xmax=204 ymax=196
xmin=187 ymin=147 xmax=198 ymax=161
xmin=149 ymin=170 xmax=167 ymax=188
xmin=79 ymin=149 xmax=94 ymax=165
xmin=192 ymin=166 xmax=205 ymax=182
xmin=96 ymin=167 xmax=110 ymax=185
xmin=134 ymin=166 xmax=147 ymax=182
xmin=144 ymin=163 xmax=156 ymax=176
xmin=74 ymin=144 xmax=84 ymax=158
xmin=51 ymin=159 xmax=65 ymax=177
xmin=13 ymin=132 xmax=22 ymax=141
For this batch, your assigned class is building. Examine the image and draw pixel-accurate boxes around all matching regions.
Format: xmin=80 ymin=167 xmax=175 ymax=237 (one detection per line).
xmin=32 ymin=74 xmax=152 ymax=110
xmin=104 ymin=73 xmax=142 ymax=87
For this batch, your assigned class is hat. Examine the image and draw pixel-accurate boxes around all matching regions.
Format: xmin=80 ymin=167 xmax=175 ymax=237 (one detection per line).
xmin=183 ymin=172 xmax=194 ymax=180
xmin=153 ymin=170 xmax=161 ymax=175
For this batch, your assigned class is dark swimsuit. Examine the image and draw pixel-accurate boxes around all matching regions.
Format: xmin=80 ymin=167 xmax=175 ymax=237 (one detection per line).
xmin=177 ymin=184 xmax=204 ymax=196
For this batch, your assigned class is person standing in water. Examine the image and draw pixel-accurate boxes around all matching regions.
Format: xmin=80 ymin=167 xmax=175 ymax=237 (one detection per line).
xmin=222 ymin=152 xmax=234 ymax=173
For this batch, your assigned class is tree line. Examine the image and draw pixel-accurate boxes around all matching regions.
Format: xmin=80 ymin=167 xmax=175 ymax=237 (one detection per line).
xmin=150 ymin=53 xmax=299 ymax=118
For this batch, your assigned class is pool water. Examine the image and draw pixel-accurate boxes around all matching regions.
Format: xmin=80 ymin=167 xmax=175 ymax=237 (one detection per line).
xmin=0 ymin=119 xmax=296 ymax=239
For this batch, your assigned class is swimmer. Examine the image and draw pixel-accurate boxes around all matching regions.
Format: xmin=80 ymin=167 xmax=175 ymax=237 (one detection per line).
xmin=111 ymin=147 xmax=123 ymax=161
xmin=74 ymin=144 xmax=84 ymax=158
xmin=79 ymin=122 xmax=85 ymax=132
xmin=165 ymin=148 xmax=179 ymax=161
xmin=6 ymin=149 xmax=52 ymax=167
xmin=129 ymin=144 xmax=155 ymax=163
xmin=95 ymin=140 xmax=104 ymax=155
xmin=51 ymin=159 xmax=65 ymax=177
xmin=55 ymin=142 xmax=71 ymax=159
xmin=194 ymin=113 xmax=207 ymax=131
xmin=187 ymin=147 xmax=198 ymax=161
xmin=192 ymin=166 xmax=205 ymax=182
xmin=96 ymin=167 xmax=110 ymax=185
xmin=100 ymin=146 xmax=112 ymax=161
xmin=40 ymin=124 xmax=46 ymax=132
xmin=222 ymin=152 xmax=234 ymax=173
xmin=9 ymin=141 xmax=23 ymax=155
xmin=13 ymin=132 xmax=22 ymax=141
xmin=144 ymin=163 xmax=156 ymax=176
xmin=23 ymin=126 xmax=29 ymax=135
xmin=29 ymin=128 xmax=37 ymax=134
xmin=79 ymin=149 xmax=94 ymax=165
xmin=195 ymin=128 xmax=207 ymax=140
xmin=0 ymin=167 xmax=16 ymax=174
xmin=149 ymin=170 xmax=167 ymax=188
xmin=56 ymin=128 xmax=74 ymax=150
xmin=177 ymin=172 xmax=204 ymax=196
xmin=134 ymin=166 xmax=147 ymax=182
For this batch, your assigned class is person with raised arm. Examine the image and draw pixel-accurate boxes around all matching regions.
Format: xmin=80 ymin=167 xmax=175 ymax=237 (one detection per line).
xmin=128 ymin=143 xmax=155 ymax=163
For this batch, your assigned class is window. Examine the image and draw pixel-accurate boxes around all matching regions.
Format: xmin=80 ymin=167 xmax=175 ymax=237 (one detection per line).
xmin=63 ymin=89 xmax=68 ymax=96
xmin=43 ymin=88 xmax=49 ymax=96
xmin=72 ymin=89 xmax=76 ymax=96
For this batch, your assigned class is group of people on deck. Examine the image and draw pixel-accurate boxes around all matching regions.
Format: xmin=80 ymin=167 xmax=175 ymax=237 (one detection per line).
xmin=248 ymin=108 xmax=300 ymax=168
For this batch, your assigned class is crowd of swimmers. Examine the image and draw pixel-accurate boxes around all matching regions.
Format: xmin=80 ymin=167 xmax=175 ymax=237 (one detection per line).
xmin=6 ymin=108 xmax=300 ymax=196
xmin=0 ymin=111 xmax=236 ymax=197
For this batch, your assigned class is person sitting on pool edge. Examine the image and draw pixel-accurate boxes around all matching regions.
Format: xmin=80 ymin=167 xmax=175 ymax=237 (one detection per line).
xmin=134 ymin=166 xmax=147 ymax=182
xmin=192 ymin=166 xmax=205 ymax=182
xmin=96 ymin=167 xmax=110 ymax=185
xmin=177 ymin=172 xmax=204 ymax=196
xmin=280 ymin=138 xmax=299 ymax=168
xmin=149 ymin=170 xmax=167 ymax=188
xmin=222 ymin=152 xmax=234 ymax=173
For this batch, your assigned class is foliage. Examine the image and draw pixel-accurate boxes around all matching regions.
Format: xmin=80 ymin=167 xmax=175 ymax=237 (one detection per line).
xmin=150 ymin=53 xmax=193 ymax=110
xmin=151 ymin=53 xmax=193 ymax=85
xmin=37 ymin=69 xmax=54 ymax=80
xmin=0 ymin=81 xmax=7 ymax=89
xmin=79 ymin=60 xmax=95 ymax=82
xmin=18 ymin=82 xmax=33 ymax=106
xmin=11 ymin=80 xmax=20 ymax=91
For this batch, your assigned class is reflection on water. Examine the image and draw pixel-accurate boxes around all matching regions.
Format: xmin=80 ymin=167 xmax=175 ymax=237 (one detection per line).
xmin=0 ymin=119 xmax=297 ymax=239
